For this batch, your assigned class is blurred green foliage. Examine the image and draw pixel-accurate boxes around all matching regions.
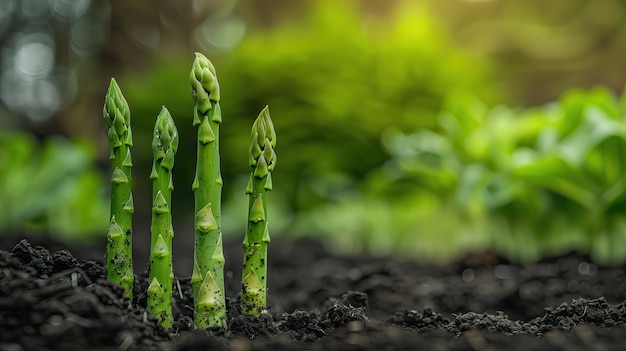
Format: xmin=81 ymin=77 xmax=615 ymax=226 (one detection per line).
xmin=220 ymin=0 xmax=495 ymax=212
xmin=3 ymin=0 xmax=626 ymax=264
xmin=0 ymin=132 xmax=108 ymax=239
xmin=304 ymin=87 xmax=626 ymax=263
xmin=121 ymin=0 xmax=495 ymax=235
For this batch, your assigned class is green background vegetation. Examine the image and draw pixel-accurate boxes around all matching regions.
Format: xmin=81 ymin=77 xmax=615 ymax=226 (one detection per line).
xmin=2 ymin=0 xmax=626 ymax=263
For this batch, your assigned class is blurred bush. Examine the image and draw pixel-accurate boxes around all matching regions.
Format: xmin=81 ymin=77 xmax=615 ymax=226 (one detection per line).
xmin=0 ymin=131 xmax=108 ymax=240
xmin=120 ymin=0 xmax=495 ymax=236
xmin=304 ymin=87 xmax=626 ymax=263
xmin=220 ymin=0 xmax=496 ymax=211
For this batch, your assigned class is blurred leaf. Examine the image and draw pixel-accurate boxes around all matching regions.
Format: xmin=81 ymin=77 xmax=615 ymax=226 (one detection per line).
xmin=0 ymin=131 xmax=107 ymax=238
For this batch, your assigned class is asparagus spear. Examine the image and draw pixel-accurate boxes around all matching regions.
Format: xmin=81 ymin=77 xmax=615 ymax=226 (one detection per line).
xmin=147 ymin=106 xmax=178 ymax=328
xmin=241 ymin=106 xmax=276 ymax=316
xmin=103 ymin=78 xmax=134 ymax=302
xmin=190 ymin=53 xmax=226 ymax=328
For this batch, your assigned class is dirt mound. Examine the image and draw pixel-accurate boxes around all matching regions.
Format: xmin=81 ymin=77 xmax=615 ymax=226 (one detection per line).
xmin=1 ymin=238 xmax=625 ymax=350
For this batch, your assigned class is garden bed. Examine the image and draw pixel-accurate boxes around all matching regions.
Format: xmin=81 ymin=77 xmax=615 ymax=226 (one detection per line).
xmin=1 ymin=236 xmax=625 ymax=350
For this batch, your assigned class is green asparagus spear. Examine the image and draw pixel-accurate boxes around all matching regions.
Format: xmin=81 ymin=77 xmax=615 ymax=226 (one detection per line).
xmin=241 ymin=106 xmax=276 ymax=316
xmin=147 ymin=106 xmax=178 ymax=328
xmin=190 ymin=53 xmax=226 ymax=328
xmin=103 ymin=78 xmax=134 ymax=302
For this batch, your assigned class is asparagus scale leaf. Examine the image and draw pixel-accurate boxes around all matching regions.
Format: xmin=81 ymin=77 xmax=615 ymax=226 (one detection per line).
xmin=241 ymin=106 xmax=276 ymax=316
xmin=147 ymin=106 xmax=178 ymax=328
xmin=104 ymin=78 xmax=134 ymax=303
xmin=190 ymin=53 xmax=227 ymax=328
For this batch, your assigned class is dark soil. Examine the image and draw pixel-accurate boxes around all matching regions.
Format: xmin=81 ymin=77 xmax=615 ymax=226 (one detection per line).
xmin=1 ymin=235 xmax=625 ymax=351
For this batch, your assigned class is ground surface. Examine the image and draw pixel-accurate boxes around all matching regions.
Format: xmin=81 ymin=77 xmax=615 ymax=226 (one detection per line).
xmin=1 ymin=235 xmax=625 ymax=350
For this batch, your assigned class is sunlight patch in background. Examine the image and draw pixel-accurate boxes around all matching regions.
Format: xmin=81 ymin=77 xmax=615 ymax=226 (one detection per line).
xmin=0 ymin=0 xmax=106 ymax=125
xmin=1 ymin=33 xmax=60 ymax=123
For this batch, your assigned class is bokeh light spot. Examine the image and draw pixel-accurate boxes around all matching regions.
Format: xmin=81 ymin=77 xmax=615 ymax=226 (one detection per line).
xmin=70 ymin=16 xmax=107 ymax=56
xmin=195 ymin=16 xmax=245 ymax=51
xmin=15 ymin=41 xmax=55 ymax=78
xmin=49 ymin=0 xmax=91 ymax=21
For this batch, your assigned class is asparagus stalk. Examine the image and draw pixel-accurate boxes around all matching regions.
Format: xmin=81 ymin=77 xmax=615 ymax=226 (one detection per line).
xmin=103 ymin=78 xmax=134 ymax=302
xmin=241 ymin=106 xmax=276 ymax=316
xmin=147 ymin=106 xmax=178 ymax=329
xmin=190 ymin=53 xmax=226 ymax=328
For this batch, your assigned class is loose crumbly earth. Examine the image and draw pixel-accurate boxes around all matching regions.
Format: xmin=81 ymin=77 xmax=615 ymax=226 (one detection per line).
xmin=0 ymin=235 xmax=625 ymax=350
